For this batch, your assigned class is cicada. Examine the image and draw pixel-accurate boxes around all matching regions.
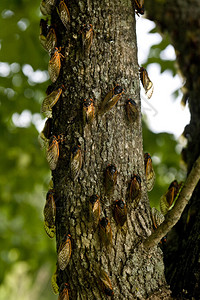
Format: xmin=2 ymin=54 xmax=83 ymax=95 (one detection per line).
xmin=58 ymin=234 xmax=72 ymax=271
xmin=144 ymin=153 xmax=155 ymax=191
xmin=57 ymin=0 xmax=70 ymax=28
xmin=39 ymin=20 xmax=57 ymax=53
xmin=151 ymin=207 xmax=166 ymax=244
xmin=40 ymin=0 xmax=56 ymax=15
xmin=48 ymin=47 xmax=64 ymax=83
xmin=38 ymin=118 xmax=53 ymax=149
xmin=39 ymin=19 xmax=49 ymax=48
xmin=126 ymin=98 xmax=138 ymax=123
xmin=105 ymin=164 xmax=117 ymax=195
xmin=99 ymin=215 xmax=112 ymax=246
xmin=134 ymin=0 xmax=145 ymax=15
xmin=70 ymin=145 xmax=82 ymax=180
xmin=43 ymin=189 xmax=56 ymax=238
xmin=83 ymin=98 xmax=95 ymax=124
xmin=100 ymin=85 xmax=125 ymax=115
xmin=114 ymin=199 xmax=127 ymax=226
xmin=160 ymin=180 xmax=183 ymax=215
xmin=89 ymin=194 xmax=101 ymax=229
xmin=51 ymin=266 xmax=59 ymax=295
xmin=151 ymin=207 xmax=164 ymax=230
xmin=58 ymin=283 xmax=69 ymax=300
xmin=81 ymin=24 xmax=94 ymax=54
xmin=41 ymin=86 xmax=63 ymax=117
xmin=99 ymin=269 xmax=114 ymax=296
xmin=46 ymin=135 xmax=64 ymax=170
xmin=129 ymin=174 xmax=141 ymax=208
xmin=139 ymin=67 xmax=154 ymax=99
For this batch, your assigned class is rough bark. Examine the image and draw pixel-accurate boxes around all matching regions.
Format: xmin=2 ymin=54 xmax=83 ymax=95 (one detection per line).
xmin=145 ymin=0 xmax=200 ymax=298
xmin=43 ymin=0 xmax=171 ymax=299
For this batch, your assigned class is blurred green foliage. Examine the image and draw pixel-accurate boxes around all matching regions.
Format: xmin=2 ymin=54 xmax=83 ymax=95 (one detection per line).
xmin=0 ymin=0 xmax=56 ymax=299
xmin=0 ymin=1 xmax=187 ymax=299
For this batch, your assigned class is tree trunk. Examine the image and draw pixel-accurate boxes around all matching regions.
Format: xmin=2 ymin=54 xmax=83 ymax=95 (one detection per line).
xmin=45 ymin=0 xmax=169 ymax=299
xmin=145 ymin=0 xmax=200 ymax=298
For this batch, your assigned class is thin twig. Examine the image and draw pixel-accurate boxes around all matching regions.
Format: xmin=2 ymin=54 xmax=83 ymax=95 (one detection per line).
xmin=143 ymin=155 xmax=200 ymax=249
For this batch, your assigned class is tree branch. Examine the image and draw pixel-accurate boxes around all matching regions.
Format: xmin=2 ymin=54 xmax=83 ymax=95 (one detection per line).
xmin=143 ymin=155 xmax=200 ymax=249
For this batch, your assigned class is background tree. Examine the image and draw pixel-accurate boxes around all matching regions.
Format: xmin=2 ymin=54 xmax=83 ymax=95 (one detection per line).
xmin=145 ymin=1 xmax=200 ymax=298
xmin=0 ymin=0 xmax=198 ymax=299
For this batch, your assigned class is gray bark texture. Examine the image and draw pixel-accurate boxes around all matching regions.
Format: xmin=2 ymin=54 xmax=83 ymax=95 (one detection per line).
xmin=48 ymin=0 xmax=169 ymax=299
xmin=145 ymin=0 xmax=200 ymax=298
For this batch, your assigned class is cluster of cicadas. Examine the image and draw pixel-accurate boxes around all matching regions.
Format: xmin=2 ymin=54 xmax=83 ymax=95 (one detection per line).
xmin=38 ymin=0 xmax=155 ymax=298
xmin=43 ymin=152 xmax=155 ymax=297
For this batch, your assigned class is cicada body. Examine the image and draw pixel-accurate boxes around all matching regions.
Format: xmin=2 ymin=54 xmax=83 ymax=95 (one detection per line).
xmin=81 ymin=24 xmax=94 ymax=54
xmin=43 ymin=118 xmax=54 ymax=139
xmin=129 ymin=174 xmax=141 ymax=208
xmin=134 ymin=0 xmax=145 ymax=15
xmin=126 ymin=98 xmax=138 ymax=123
xmin=89 ymin=194 xmax=101 ymax=229
xmin=43 ymin=189 xmax=56 ymax=238
xmin=57 ymin=0 xmax=70 ymax=28
xmin=39 ymin=19 xmax=49 ymax=49
xmin=38 ymin=118 xmax=53 ymax=149
xmin=83 ymin=98 xmax=95 ymax=124
xmin=40 ymin=0 xmax=56 ymax=15
xmin=51 ymin=267 xmax=59 ymax=295
xmin=45 ymin=27 xmax=57 ymax=53
xmin=100 ymin=85 xmax=124 ymax=115
xmin=58 ymin=234 xmax=72 ymax=271
xmin=70 ymin=145 xmax=82 ymax=180
xmin=151 ymin=207 xmax=164 ymax=230
xmin=144 ymin=153 xmax=155 ymax=191
xmin=41 ymin=86 xmax=63 ymax=117
xmin=48 ymin=47 xmax=64 ymax=83
xmin=105 ymin=164 xmax=117 ymax=195
xmin=58 ymin=283 xmax=69 ymax=300
xmin=151 ymin=207 xmax=166 ymax=244
xmin=114 ymin=199 xmax=127 ymax=226
xmin=46 ymin=136 xmax=59 ymax=170
xmin=99 ymin=216 xmax=112 ymax=246
xmin=99 ymin=269 xmax=114 ymax=296
xmin=160 ymin=180 xmax=183 ymax=215
xmin=139 ymin=67 xmax=154 ymax=99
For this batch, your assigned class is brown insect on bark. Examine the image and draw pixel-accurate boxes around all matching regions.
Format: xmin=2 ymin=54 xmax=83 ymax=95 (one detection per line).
xmin=83 ymin=98 xmax=95 ymax=124
xmin=43 ymin=189 xmax=56 ymax=238
xmin=126 ymin=98 xmax=138 ymax=123
xmin=40 ymin=0 xmax=56 ymax=15
xmin=139 ymin=67 xmax=154 ymax=99
xmin=99 ymin=269 xmax=114 ymax=296
xmin=58 ymin=283 xmax=69 ymax=300
xmin=114 ymin=199 xmax=127 ymax=226
xmin=129 ymin=174 xmax=142 ymax=208
xmin=160 ymin=180 xmax=183 ymax=215
xmin=46 ymin=134 xmax=65 ymax=170
xmin=144 ymin=152 xmax=155 ymax=191
xmin=70 ymin=145 xmax=82 ymax=181
xmin=41 ymin=85 xmax=64 ymax=117
xmin=57 ymin=0 xmax=70 ymax=28
xmin=105 ymin=164 xmax=117 ymax=195
xmin=134 ymin=0 xmax=145 ymax=16
xmin=99 ymin=212 xmax=112 ymax=247
xmin=89 ymin=194 xmax=101 ymax=229
xmin=38 ymin=118 xmax=53 ymax=149
xmin=100 ymin=85 xmax=125 ymax=115
xmin=81 ymin=24 xmax=94 ymax=54
xmin=48 ymin=47 xmax=64 ymax=83
xmin=57 ymin=234 xmax=72 ymax=271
